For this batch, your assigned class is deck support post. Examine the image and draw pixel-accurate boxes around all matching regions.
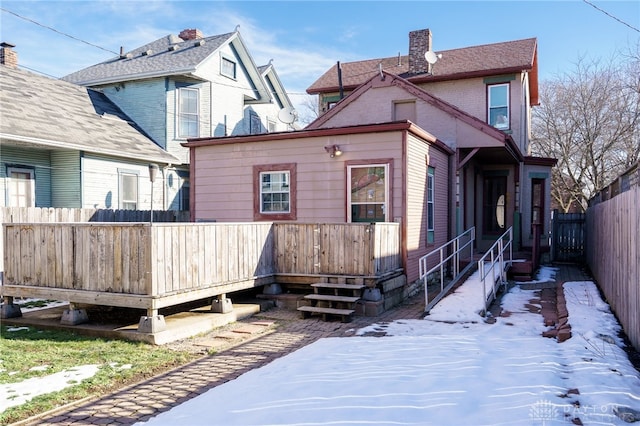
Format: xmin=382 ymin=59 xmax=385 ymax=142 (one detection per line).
xmin=211 ymin=294 xmax=233 ymax=313
xmin=138 ymin=309 xmax=166 ymax=333
xmin=60 ymin=303 xmax=89 ymax=325
xmin=1 ymin=296 xmax=22 ymax=319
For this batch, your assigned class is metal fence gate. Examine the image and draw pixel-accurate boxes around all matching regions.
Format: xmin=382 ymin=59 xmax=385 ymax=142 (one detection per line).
xmin=551 ymin=210 xmax=586 ymax=263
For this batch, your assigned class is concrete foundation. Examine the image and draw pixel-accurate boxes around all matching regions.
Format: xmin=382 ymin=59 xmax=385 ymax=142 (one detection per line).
xmin=211 ymin=297 xmax=234 ymax=313
xmin=138 ymin=315 xmax=167 ymax=333
xmin=60 ymin=308 xmax=89 ymax=325
xmin=1 ymin=303 xmax=22 ymax=319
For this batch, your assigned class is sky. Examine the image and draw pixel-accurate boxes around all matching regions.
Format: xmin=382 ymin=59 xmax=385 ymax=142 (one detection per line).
xmin=1 ymin=0 xmax=639 ymax=119
xmin=3 ymin=267 xmax=640 ymax=424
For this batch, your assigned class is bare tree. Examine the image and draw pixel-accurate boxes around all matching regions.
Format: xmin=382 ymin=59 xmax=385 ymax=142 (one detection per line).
xmin=531 ymin=50 xmax=640 ymax=212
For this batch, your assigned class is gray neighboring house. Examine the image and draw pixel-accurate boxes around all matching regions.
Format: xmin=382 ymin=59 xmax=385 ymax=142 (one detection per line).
xmin=0 ymin=43 xmax=179 ymax=210
xmin=63 ymin=28 xmax=295 ymax=212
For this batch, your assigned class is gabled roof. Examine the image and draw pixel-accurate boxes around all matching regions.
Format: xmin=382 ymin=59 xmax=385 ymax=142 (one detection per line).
xmin=307 ymin=70 xmax=523 ymax=163
xmin=307 ymin=37 xmax=538 ymax=105
xmin=0 ymin=65 xmax=179 ymax=164
xmin=258 ymin=61 xmax=293 ymax=110
xmin=63 ymin=32 xmax=235 ymax=86
xmin=62 ymin=30 xmax=272 ymax=103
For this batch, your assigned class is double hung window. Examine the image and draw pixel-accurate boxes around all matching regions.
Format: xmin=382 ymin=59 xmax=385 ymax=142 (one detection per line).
xmin=179 ymin=88 xmax=199 ymax=138
xmin=348 ymin=164 xmax=389 ymax=222
xmin=488 ymin=83 xmax=509 ymax=130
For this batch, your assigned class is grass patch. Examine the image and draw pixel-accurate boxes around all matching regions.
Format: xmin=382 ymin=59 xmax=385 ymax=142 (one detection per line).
xmin=0 ymin=325 xmax=200 ymax=424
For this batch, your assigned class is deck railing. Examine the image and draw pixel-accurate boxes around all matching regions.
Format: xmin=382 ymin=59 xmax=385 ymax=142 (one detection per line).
xmin=420 ymin=227 xmax=475 ymax=313
xmin=2 ymin=222 xmax=401 ymax=312
xmin=478 ymin=227 xmax=513 ymax=315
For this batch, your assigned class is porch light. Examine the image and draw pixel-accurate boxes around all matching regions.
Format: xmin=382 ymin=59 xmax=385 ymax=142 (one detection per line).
xmin=325 ymin=144 xmax=342 ymax=158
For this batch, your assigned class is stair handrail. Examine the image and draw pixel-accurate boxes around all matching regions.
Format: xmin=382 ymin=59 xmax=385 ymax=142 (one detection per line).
xmin=420 ymin=227 xmax=475 ymax=313
xmin=477 ymin=226 xmax=513 ymax=315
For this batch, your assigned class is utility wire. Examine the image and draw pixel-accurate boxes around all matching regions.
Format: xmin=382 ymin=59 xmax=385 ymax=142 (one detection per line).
xmin=582 ymin=0 xmax=640 ymax=33
xmin=0 ymin=7 xmax=120 ymax=55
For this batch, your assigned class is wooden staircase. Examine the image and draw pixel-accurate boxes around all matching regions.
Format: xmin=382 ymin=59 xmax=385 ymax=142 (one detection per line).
xmin=297 ymin=282 xmax=364 ymax=322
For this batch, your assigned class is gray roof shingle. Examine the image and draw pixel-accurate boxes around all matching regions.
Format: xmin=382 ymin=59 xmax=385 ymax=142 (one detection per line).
xmin=63 ymin=32 xmax=234 ymax=85
xmin=0 ymin=65 xmax=179 ymax=164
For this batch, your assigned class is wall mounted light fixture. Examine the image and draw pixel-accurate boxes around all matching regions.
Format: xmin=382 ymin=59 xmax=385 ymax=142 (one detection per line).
xmin=324 ymin=144 xmax=342 ymax=158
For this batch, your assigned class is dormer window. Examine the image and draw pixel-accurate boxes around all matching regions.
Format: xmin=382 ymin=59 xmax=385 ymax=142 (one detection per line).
xmin=488 ymin=83 xmax=509 ymax=130
xmin=221 ymin=57 xmax=236 ymax=79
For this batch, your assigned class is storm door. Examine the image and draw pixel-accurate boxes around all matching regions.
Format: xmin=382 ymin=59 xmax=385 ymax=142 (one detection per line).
xmin=482 ymin=175 xmax=507 ymax=235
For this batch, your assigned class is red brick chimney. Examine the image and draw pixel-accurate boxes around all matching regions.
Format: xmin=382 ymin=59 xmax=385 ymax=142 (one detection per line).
xmin=1 ymin=42 xmax=18 ymax=68
xmin=178 ymin=29 xmax=204 ymax=41
xmin=408 ymin=29 xmax=432 ymax=75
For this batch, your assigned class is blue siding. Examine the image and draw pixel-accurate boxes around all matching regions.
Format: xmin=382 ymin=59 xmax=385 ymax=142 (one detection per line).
xmin=0 ymin=146 xmax=52 ymax=207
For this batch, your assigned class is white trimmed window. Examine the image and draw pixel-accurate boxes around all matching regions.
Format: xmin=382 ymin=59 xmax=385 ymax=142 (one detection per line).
xmin=7 ymin=167 xmax=35 ymax=207
xmin=260 ymin=171 xmax=290 ymax=213
xmin=178 ymin=88 xmax=199 ymax=138
xmin=488 ymin=83 xmax=509 ymax=130
xmin=348 ymin=164 xmax=389 ymax=222
xmin=119 ymin=171 xmax=138 ymax=210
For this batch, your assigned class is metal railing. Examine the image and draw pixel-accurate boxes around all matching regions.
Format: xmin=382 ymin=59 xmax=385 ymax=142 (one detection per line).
xmin=477 ymin=227 xmax=513 ymax=315
xmin=420 ymin=227 xmax=475 ymax=313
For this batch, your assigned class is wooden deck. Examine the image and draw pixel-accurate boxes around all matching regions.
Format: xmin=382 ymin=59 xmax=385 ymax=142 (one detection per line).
xmin=2 ymin=222 xmax=401 ymax=330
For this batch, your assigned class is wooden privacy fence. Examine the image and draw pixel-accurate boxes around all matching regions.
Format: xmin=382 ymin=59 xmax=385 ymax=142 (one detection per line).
xmin=586 ymin=186 xmax=639 ymax=352
xmin=2 ymin=222 xmax=401 ymax=316
xmin=551 ymin=211 xmax=586 ymax=263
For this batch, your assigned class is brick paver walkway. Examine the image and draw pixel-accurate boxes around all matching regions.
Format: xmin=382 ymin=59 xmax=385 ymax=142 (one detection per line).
xmin=20 ymin=264 xmax=592 ymax=426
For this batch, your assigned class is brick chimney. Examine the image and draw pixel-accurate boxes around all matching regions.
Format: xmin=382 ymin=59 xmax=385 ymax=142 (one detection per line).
xmin=1 ymin=42 xmax=18 ymax=68
xmin=408 ymin=29 xmax=432 ymax=75
xmin=178 ymin=29 xmax=204 ymax=41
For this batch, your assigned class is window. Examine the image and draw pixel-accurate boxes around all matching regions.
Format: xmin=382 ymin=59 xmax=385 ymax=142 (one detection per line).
xmin=348 ymin=164 xmax=389 ymax=222
xmin=267 ymin=119 xmax=276 ymax=133
xmin=119 ymin=171 xmax=138 ymax=210
xmin=7 ymin=167 xmax=35 ymax=207
xmin=488 ymin=83 xmax=509 ymax=130
xmin=180 ymin=181 xmax=190 ymax=211
xmin=179 ymin=88 xmax=199 ymax=138
xmin=253 ymin=163 xmax=297 ymax=220
xmin=483 ymin=174 xmax=507 ymax=234
xmin=249 ymin=111 xmax=262 ymax=134
xmin=221 ymin=57 xmax=236 ymax=79
xmin=427 ymin=166 xmax=435 ymax=244
xmin=531 ymin=178 xmax=545 ymax=234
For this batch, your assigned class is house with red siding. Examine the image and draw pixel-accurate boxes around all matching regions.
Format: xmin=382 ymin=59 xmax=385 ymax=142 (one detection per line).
xmin=184 ymin=28 xmax=556 ymax=305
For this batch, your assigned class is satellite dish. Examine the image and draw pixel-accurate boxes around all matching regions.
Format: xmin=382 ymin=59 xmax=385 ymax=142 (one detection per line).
xmin=424 ymin=50 xmax=438 ymax=65
xmin=278 ymin=107 xmax=298 ymax=124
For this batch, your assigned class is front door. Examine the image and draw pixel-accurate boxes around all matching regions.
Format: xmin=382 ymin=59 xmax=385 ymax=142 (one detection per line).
xmin=482 ymin=175 xmax=507 ymax=235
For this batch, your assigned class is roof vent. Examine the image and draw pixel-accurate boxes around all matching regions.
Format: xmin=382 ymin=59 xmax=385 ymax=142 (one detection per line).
xmin=168 ymin=45 xmax=179 ymax=51
xmin=141 ymin=50 xmax=152 ymax=56
xmin=195 ymin=39 xmax=205 ymax=47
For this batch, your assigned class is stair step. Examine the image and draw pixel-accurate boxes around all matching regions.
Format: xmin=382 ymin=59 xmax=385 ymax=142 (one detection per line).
xmin=303 ymin=294 xmax=360 ymax=303
xmin=311 ymin=283 xmax=365 ymax=290
xmin=297 ymin=305 xmax=355 ymax=322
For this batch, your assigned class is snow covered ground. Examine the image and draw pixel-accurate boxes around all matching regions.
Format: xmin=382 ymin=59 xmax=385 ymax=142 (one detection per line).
xmin=2 ymin=268 xmax=639 ymax=425
xmin=137 ymin=268 xmax=640 ymax=425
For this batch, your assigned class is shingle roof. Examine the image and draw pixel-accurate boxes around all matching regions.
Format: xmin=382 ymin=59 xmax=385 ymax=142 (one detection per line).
xmin=0 ymin=65 xmax=179 ymax=164
xmin=307 ymin=38 xmax=537 ymax=94
xmin=63 ymin=32 xmax=235 ymax=86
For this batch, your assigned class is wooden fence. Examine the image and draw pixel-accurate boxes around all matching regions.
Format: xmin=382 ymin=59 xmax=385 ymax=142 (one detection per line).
xmin=2 ymin=222 xmax=401 ymax=316
xmin=551 ymin=211 xmax=586 ymax=263
xmin=0 ymin=207 xmax=189 ymax=283
xmin=586 ymin=186 xmax=639 ymax=352
xmin=273 ymin=223 xmax=401 ymax=276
